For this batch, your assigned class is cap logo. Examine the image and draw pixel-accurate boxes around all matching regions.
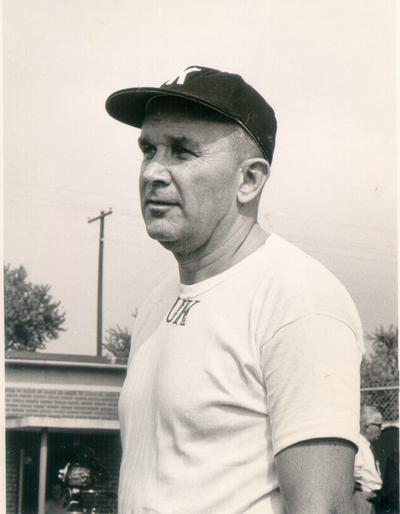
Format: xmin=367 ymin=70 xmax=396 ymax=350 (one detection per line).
xmin=164 ymin=66 xmax=202 ymax=86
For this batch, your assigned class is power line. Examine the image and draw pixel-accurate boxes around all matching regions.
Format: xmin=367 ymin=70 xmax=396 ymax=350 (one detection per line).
xmin=265 ymin=213 xmax=396 ymax=233
xmin=9 ymin=189 xmax=394 ymax=238
xmin=7 ymin=179 xmax=136 ymax=202
xmin=5 ymin=192 xmax=143 ymax=218
xmin=284 ymin=234 xmax=396 ymax=260
xmin=6 ymin=192 xmax=106 ymax=212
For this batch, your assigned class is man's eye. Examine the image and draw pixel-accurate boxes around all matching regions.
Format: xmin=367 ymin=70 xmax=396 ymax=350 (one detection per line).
xmin=141 ymin=146 xmax=156 ymax=159
xmin=172 ymin=146 xmax=194 ymax=158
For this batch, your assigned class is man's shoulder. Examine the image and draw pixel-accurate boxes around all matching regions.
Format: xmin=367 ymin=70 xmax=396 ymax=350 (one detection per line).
xmin=357 ymin=434 xmax=371 ymax=453
xmin=255 ymin=233 xmax=362 ymax=337
xmin=260 ymin=233 xmax=348 ymax=293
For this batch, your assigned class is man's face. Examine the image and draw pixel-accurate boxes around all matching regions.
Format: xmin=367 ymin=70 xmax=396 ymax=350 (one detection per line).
xmin=51 ymin=484 xmax=63 ymax=501
xmin=138 ymin=108 xmax=241 ymax=255
xmin=364 ymin=413 xmax=383 ymax=442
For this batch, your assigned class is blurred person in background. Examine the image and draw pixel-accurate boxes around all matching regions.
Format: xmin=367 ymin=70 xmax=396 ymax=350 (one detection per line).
xmin=354 ymin=405 xmax=383 ymax=514
xmin=45 ymin=483 xmax=66 ymax=514
xmin=373 ymin=425 xmax=399 ymax=514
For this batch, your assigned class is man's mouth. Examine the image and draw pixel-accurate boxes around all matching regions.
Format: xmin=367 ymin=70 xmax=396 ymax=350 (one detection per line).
xmin=145 ymin=198 xmax=179 ymax=207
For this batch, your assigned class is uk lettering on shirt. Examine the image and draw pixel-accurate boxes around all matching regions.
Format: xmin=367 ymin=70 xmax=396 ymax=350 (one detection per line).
xmin=166 ymin=297 xmax=200 ymax=326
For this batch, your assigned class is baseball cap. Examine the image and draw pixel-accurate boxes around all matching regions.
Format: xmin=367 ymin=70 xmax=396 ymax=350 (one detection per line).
xmin=105 ymin=65 xmax=277 ymax=163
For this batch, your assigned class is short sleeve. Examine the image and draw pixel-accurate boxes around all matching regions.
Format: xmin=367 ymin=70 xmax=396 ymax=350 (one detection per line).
xmin=354 ymin=442 xmax=365 ymax=483
xmin=260 ymin=314 xmax=362 ymax=456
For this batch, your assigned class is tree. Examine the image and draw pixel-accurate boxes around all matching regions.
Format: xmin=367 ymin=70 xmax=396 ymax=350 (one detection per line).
xmin=103 ymin=325 xmax=131 ymax=361
xmin=103 ymin=310 xmax=137 ymax=362
xmin=361 ymin=325 xmax=398 ymax=420
xmin=361 ymin=325 xmax=398 ymax=387
xmin=4 ymin=263 xmax=66 ymax=351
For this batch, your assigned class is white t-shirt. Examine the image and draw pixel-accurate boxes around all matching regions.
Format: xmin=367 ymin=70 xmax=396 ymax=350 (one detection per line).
xmin=354 ymin=434 xmax=382 ymax=493
xmin=118 ymin=234 xmax=363 ymax=514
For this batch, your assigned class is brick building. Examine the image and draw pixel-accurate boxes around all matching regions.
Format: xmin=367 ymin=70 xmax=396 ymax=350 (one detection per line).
xmin=5 ymin=351 xmax=126 ymax=514
xmin=6 ymin=351 xmax=398 ymax=514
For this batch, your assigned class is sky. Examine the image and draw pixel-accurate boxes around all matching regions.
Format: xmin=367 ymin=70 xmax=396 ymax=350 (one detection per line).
xmin=3 ymin=0 xmax=397 ymax=356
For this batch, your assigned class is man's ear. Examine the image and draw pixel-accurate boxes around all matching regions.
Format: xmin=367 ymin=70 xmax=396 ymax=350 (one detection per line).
xmin=237 ymin=158 xmax=271 ymax=204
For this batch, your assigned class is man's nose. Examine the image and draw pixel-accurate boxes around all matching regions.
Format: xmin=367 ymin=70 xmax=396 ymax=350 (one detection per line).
xmin=141 ymin=159 xmax=171 ymax=186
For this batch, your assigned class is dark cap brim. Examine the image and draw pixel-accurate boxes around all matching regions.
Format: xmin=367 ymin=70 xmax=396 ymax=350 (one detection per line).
xmin=105 ymin=87 xmax=247 ymax=129
xmin=106 ymin=88 xmax=166 ymax=128
xmin=105 ymin=84 xmax=275 ymax=163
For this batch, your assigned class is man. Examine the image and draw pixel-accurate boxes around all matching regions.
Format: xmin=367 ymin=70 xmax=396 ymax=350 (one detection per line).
xmin=45 ymin=483 xmax=66 ymax=514
xmin=106 ymin=66 xmax=364 ymax=513
xmin=354 ymin=406 xmax=383 ymax=513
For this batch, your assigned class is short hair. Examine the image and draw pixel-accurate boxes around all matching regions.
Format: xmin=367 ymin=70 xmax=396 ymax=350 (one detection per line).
xmin=360 ymin=405 xmax=382 ymax=428
xmin=231 ymin=125 xmax=264 ymax=161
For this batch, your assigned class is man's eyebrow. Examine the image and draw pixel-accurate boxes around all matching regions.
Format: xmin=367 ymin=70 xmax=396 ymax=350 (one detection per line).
xmin=137 ymin=135 xmax=200 ymax=150
xmin=168 ymin=135 xmax=199 ymax=149
xmin=137 ymin=136 xmax=151 ymax=147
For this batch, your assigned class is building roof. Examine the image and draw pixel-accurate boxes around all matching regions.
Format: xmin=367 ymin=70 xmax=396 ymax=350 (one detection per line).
xmin=5 ymin=351 xmax=126 ymax=432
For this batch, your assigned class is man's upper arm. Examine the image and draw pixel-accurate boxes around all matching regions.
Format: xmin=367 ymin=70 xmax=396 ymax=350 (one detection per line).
xmin=260 ymin=315 xmax=362 ymax=511
xmin=275 ymin=438 xmax=356 ymax=514
xmin=261 ymin=314 xmax=362 ymax=455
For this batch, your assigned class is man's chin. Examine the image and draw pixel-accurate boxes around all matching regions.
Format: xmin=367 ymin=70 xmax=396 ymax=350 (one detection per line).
xmin=146 ymin=227 xmax=189 ymax=254
xmin=146 ymin=225 xmax=178 ymax=246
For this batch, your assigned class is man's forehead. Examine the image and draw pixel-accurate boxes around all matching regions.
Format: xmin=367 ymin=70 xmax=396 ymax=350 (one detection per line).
xmin=369 ymin=413 xmax=383 ymax=423
xmin=141 ymin=107 xmax=237 ymax=143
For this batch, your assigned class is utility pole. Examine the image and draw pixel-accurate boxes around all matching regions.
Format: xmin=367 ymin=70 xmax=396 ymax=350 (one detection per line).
xmin=88 ymin=209 xmax=112 ymax=357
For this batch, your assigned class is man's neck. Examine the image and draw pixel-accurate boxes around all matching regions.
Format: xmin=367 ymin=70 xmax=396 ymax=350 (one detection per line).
xmin=176 ymin=221 xmax=269 ymax=285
